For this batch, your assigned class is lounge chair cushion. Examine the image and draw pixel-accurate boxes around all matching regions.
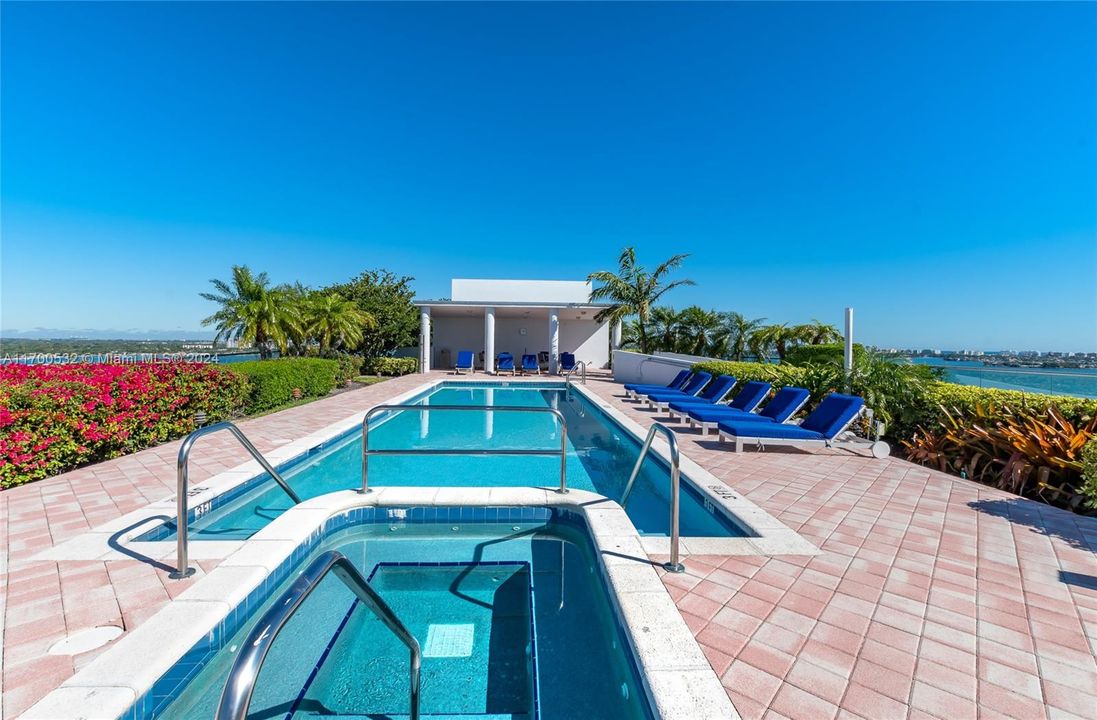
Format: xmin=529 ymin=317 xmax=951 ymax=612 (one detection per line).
xmin=799 ymin=393 xmax=864 ymax=437
xmin=624 ymin=370 xmax=691 ymax=393
xmin=727 ymin=381 xmax=771 ymax=412
xmin=679 ymin=404 xmax=776 ymax=423
xmin=717 ymin=420 xmax=826 ymax=440
xmin=757 ymin=387 xmax=811 ymax=422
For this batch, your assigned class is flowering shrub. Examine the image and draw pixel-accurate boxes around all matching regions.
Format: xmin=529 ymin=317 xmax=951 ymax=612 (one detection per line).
xmin=0 ymin=363 xmax=249 ymax=488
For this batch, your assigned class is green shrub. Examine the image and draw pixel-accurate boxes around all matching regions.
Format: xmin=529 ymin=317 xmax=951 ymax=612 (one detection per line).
xmin=784 ymin=343 xmax=867 ymax=367
xmin=690 ymin=360 xmax=807 ymax=388
xmin=361 ymin=356 xmax=419 ymax=376
xmin=1081 ymin=439 xmax=1097 ymax=509
xmin=331 ymin=354 xmax=364 ymax=386
xmin=232 ymin=358 xmax=339 ymax=413
xmin=893 ymin=382 xmax=1097 ymax=440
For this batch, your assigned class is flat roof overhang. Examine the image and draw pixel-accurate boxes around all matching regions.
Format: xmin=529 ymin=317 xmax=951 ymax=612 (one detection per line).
xmin=414 ymin=300 xmax=610 ymax=320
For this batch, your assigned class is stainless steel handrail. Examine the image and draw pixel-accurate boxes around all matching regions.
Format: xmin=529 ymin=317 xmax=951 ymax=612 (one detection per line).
xmin=172 ymin=421 xmax=301 ymax=579
xmin=564 ymin=360 xmax=587 ymax=385
xmin=619 ymin=422 xmax=685 ymax=573
xmin=563 ymin=360 xmax=587 ymax=398
xmin=361 ymin=404 xmax=568 ymax=494
xmin=215 ymin=550 xmax=421 ymax=720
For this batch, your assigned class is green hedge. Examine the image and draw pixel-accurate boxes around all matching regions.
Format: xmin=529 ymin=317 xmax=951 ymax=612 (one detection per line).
xmin=691 ymin=360 xmax=806 ymax=388
xmin=362 ymin=356 xmax=419 ymax=376
xmin=895 ymin=382 xmax=1097 ymax=439
xmin=232 ymin=358 xmax=340 ymax=413
xmin=784 ymin=343 xmax=867 ymax=367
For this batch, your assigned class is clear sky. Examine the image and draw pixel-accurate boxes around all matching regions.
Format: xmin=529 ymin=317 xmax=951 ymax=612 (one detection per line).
xmin=2 ymin=2 xmax=1095 ymax=351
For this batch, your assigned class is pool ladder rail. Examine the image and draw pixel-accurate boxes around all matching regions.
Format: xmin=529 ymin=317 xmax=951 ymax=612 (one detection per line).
xmin=619 ymin=422 xmax=685 ymax=573
xmin=563 ymin=360 xmax=587 ymax=395
xmin=360 ymin=404 xmax=570 ymax=495
xmin=215 ymin=550 xmax=422 ymax=720
xmin=171 ymin=421 xmax=301 ymax=579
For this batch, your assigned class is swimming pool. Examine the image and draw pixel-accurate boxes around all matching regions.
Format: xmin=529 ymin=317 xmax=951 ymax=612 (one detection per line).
xmin=143 ymin=382 xmax=746 ymax=542
xmin=154 ymin=508 xmax=655 ymax=720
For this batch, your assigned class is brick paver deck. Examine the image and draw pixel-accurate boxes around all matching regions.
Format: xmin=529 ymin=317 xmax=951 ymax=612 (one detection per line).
xmin=3 ymin=373 xmax=1096 ymax=719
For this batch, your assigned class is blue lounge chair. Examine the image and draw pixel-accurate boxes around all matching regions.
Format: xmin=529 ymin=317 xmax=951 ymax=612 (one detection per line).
xmin=639 ymin=371 xmax=712 ymax=405
xmin=454 ymin=350 xmax=474 ymax=375
xmin=521 ymin=354 xmax=540 ymax=375
xmin=497 ymin=352 xmax=516 ymax=375
xmin=560 ymin=352 xmax=576 ymax=372
xmin=673 ymin=385 xmax=808 ymax=435
xmin=623 ymin=369 xmax=692 ymax=399
xmin=665 ymin=380 xmax=771 ymax=423
xmin=646 ymin=374 xmax=736 ymax=411
xmin=718 ymin=392 xmax=866 ymax=453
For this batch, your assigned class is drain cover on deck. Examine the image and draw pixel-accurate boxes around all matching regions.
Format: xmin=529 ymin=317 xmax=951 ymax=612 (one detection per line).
xmin=48 ymin=625 xmax=124 ymax=655
xmin=423 ymin=623 xmax=475 ymax=658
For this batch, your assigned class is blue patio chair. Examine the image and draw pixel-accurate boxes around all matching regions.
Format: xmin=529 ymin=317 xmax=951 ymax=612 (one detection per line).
xmin=560 ymin=352 xmax=576 ymax=372
xmin=521 ymin=354 xmax=540 ymax=375
xmin=646 ymin=374 xmax=737 ymax=411
xmin=623 ymin=369 xmax=692 ymax=399
xmin=718 ymin=392 xmax=865 ymax=452
xmin=497 ymin=352 xmax=516 ymax=375
xmin=454 ymin=350 xmax=474 ymax=375
xmin=636 ymin=371 xmax=712 ymax=405
xmin=673 ymin=385 xmax=809 ymax=436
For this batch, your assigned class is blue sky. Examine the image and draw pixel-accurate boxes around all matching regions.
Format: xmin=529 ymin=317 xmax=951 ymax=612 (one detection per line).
xmin=2 ymin=2 xmax=1095 ymax=351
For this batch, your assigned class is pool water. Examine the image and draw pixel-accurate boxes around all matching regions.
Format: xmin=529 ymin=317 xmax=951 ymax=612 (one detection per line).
xmin=157 ymin=517 xmax=654 ymax=720
xmin=149 ymin=383 xmax=745 ymax=541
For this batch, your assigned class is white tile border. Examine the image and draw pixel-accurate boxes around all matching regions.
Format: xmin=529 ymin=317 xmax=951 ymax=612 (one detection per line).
xmin=23 ymin=488 xmax=738 ymax=720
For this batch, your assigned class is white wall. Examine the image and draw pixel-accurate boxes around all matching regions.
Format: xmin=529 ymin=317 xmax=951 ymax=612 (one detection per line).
xmin=431 ymin=317 xmax=483 ymax=369
xmin=451 ymin=279 xmax=591 ymax=304
xmin=561 ymin=319 xmax=609 ymax=368
xmin=612 ymin=350 xmax=696 ymax=385
xmin=493 ymin=317 xmax=547 ymax=359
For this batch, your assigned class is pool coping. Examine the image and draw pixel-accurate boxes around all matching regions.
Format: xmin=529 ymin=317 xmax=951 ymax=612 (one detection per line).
xmin=22 ymin=488 xmax=739 ymax=720
xmin=30 ymin=377 xmax=816 ymax=565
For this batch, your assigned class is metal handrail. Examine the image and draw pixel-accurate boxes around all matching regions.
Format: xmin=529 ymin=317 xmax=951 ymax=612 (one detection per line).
xmin=361 ymin=404 xmax=569 ymax=494
xmin=172 ymin=421 xmax=301 ymax=579
xmin=215 ymin=550 xmax=421 ymax=720
xmin=563 ymin=360 xmax=587 ymax=396
xmin=619 ymin=422 xmax=685 ymax=573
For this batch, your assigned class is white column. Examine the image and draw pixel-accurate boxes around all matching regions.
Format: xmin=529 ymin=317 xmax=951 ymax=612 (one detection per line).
xmin=844 ymin=307 xmax=854 ymax=389
xmin=484 ymin=307 xmax=496 ymax=374
xmin=549 ymin=310 xmax=560 ymax=374
xmin=612 ymin=320 xmax=623 ymax=349
xmin=419 ymin=306 xmax=432 ymax=373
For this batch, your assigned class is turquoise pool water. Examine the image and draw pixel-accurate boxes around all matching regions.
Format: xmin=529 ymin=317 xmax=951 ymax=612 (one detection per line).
xmin=147 ymin=382 xmax=745 ymax=541
xmin=157 ymin=513 xmax=654 ymax=720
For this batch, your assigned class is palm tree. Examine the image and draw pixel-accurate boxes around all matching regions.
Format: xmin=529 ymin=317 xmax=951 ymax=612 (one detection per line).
xmin=646 ymin=307 xmax=683 ymax=353
xmin=750 ymin=323 xmax=803 ymax=363
xmin=722 ymin=311 xmax=766 ymax=361
xmin=676 ymin=306 xmax=726 ymax=357
xmin=201 ymin=266 xmax=297 ymax=359
xmin=307 ymin=293 xmax=377 ymax=355
xmin=588 ymin=247 xmax=695 ymax=354
xmin=796 ymin=319 xmax=842 ymax=345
